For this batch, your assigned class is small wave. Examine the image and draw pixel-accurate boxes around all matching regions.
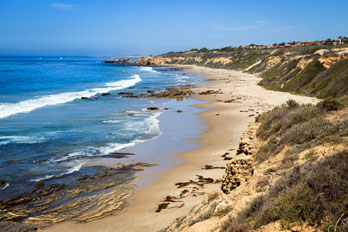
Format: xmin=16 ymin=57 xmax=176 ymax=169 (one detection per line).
xmin=30 ymin=162 xmax=84 ymax=182
xmin=0 ymin=74 xmax=142 ymax=119
xmin=175 ymin=74 xmax=189 ymax=83
xmin=102 ymin=120 xmax=123 ymax=124
xmin=31 ymin=175 xmax=54 ymax=182
xmin=144 ymin=112 xmax=162 ymax=136
xmin=97 ymin=141 xmax=139 ymax=155
xmin=63 ymin=162 xmax=84 ymax=175
xmin=0 ymin=135 xmax=46 ymax=146
xmin=0 ymin=182 xmax=9 ymax=190
xmin=123 ymin=111 xmax=162 ymax=137
xmin=139 ymin=67 xmax=161 ymax=74
xmin=46 ymin=109 xmax=163 ymax=168
xmin=49 ymin=151 xmax=84 ymax=163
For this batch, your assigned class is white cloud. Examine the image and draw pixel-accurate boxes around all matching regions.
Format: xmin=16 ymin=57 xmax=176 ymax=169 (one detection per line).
xmin=50 ymin=3 xmax=77 ymax=10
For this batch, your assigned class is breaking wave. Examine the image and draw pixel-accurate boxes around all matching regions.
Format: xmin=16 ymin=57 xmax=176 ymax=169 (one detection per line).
xmin=0 ymin=74 xmax=142 ymax=119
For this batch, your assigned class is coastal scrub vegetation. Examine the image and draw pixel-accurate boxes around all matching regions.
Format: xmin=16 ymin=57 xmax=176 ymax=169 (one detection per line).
xmin=255 ymin=99 xmax=346 ymax=162
xmin=222 ymin=100 xmax=348 ymax=232
xmin=223 ymin=151 xmax=348 ymax=232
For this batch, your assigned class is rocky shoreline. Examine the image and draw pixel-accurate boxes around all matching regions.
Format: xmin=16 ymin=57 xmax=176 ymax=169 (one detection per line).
xmin=0 ymin=83 xmax=225 ymax=231
xmin=0 ymin=161 xmax=156 ymax=230
xmin=78 ymin=85 xmax=195 ymax=101
xmin=41 ymin=65 xmax=317 ymax=232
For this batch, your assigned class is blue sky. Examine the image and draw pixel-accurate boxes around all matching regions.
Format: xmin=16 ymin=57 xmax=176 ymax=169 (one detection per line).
xmin=1 ymin=0 xmax=347 ymax=56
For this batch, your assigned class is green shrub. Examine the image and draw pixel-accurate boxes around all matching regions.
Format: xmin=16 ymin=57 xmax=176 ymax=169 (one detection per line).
xmin=317 ymin=99 xmax=344 ymax=111
xmin=255 ymin=101 xmax=347 ymax=162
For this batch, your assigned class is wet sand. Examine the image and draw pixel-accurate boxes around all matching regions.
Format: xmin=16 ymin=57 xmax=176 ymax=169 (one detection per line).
xmin=42 ymin=65 xmax=317 ymax=232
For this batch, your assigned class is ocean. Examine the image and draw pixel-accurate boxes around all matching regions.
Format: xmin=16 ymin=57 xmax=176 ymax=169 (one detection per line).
xmin=0 ymin=56 xmax=203 ymax=203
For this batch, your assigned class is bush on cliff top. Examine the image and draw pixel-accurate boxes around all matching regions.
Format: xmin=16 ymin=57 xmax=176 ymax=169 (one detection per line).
xmin=223 ymin=151 xmax=348 ymax=232
xmin=255 ymin=100 xmax=346 ymax=162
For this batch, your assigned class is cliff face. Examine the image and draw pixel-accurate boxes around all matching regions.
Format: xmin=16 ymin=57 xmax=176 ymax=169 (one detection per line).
xmin=135 ymin=47 xmax=348 ymax=103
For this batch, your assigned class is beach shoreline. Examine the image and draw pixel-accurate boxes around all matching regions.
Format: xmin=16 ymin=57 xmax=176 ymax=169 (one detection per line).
xmin=42 ymin=65 xmax=317 ymax=232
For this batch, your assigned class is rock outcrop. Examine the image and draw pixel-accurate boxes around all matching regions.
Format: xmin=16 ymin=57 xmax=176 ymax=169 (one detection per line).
xmin=0 ymin=221 xmax=37 ymax=232
xmin=104 ymin=58 xmax=132 ymax=65
xmin=221 ymin=123 xmax=258 ymax=194
xmin=119 ymin=85 xmax=195 ymax=99
xmin=162 ymin=123 xmax=261 ymax=232
xmin=0 ymin=162 xmax=155 ymax=229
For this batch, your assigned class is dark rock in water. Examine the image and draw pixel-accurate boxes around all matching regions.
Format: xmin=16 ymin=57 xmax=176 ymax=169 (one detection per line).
xmin=148 ymin=85 xmax=194 ymax=99
xmin=101 ymin=93 xmax=111 ymax=96
xmin=99 ymin=152 xmax=135 ymax=159
xmin=176 ymin=110 xmax=183 ymax=113
xmin=35 ymin=181 xmax=45 ymax=189
xmin=118 ymin=92 xmax=134 ymax=97
xmin=122 ymin=85 xmax=195 ymax=99
xmin=0 ymin=179 xmax=7 ymax=186
xmin=146 ymin=107 xmax=160 ymax=111
xmin=0 ymin=221 xmax=37 ymax=232
xmin=109 ymin=152 xmax=135 ymax=156
xmin=81 ymin=97 xmax=88 ymax=100
xmin=78 ymin=174 xmax=89 ymax=182
xmin=104 ymin=58 xmax=132 ymax=65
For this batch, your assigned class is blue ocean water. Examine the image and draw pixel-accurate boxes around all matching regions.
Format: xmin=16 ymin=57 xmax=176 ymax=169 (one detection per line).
xmin=0 ymin=56 xmax=202 ymax=199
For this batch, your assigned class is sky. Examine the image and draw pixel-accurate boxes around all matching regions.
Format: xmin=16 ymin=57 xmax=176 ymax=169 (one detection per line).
xmin=0 ymin=0 xmax=348 ymax=56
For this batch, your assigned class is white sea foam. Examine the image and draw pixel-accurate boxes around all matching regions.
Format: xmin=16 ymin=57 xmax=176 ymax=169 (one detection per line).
xmin=0 ymin=135 xmax=46 ymax=146
xmin=139 ymin=67 xmax=161 ymax=74
xmin=30 ymin=161 xmax=85 ymax=182
xmin=44 ymin=109 xmax=163 ymax=179
xmin=31 ymin=175 xmax=55 ymax=182
xmin=63 ymin=162 xmax=84 ymax=175
xmin=102 ymin=120 xmax=123 ymax=124
xmin=0 ymin=74 xmax=142 ymax=119
xmin=0 ymin=182 xmax=9 ymax=190
xmin=49 ymin=151 xmax=84 ymax=163
xmin=175 ymin=74 xmax=189 ymax=83
xmin=146 ymin=112 xmax=161 ymax=136
xmin=98 ymin=111 xmax=162 ymax=155
xmin=97 ymin=140 xmax=139 ymax=155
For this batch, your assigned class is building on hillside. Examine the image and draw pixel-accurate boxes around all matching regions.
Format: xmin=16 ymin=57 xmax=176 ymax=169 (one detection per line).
xmin=287 ymin=41 xmax=314 ymax=47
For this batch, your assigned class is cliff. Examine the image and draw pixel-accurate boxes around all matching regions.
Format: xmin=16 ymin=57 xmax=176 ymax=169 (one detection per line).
xmin=162 ymin=100 xmax=348 ymax=232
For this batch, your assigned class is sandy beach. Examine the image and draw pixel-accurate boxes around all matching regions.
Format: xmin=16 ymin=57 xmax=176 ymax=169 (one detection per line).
xmin=42 ymin=65 xmax=317 ymax=232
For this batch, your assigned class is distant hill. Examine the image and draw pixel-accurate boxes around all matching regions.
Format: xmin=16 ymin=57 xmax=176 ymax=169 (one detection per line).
xmin=135 ymin=45 xmax=348 ymax=104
